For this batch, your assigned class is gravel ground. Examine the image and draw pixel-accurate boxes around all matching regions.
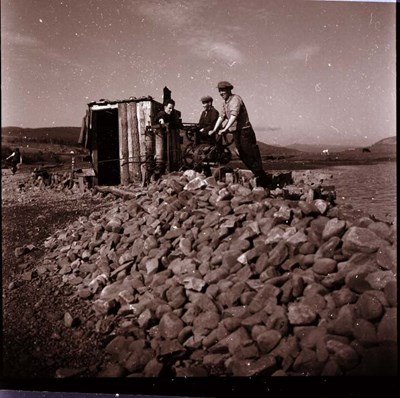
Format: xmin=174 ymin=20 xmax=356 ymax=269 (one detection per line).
xmin=1 ymin=167 xmax=397 ymax=398
xmin=2 ymin=169 xmax=113 ymax=378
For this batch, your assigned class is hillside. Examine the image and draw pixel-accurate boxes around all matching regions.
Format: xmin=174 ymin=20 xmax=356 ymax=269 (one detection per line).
xmin=2 ymin=126 xmax=395 ymax=161
xmin=2 ymin=125 xmax=301 ymax=158
xmin=370 ymin=136 xmax=396 ymax=153
xmin=288 ymin=136 xmax=396 ymax=155
xmin=286 ymin=143 xmax=355 ymax=153
xmin=373 ymin=136 xmax=396 ymax=146
xmin=2 ymin=126 xmax=81 ymax=146
xmin=257 ymin=141 xmax=302 ymax=158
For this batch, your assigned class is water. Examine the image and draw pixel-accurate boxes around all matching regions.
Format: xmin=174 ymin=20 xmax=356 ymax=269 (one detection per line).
xmin=323 ymin=162 xmax=396 ymax=222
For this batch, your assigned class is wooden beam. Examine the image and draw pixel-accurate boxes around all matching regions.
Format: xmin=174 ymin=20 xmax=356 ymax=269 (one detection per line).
xmin=127 ymin=102 xmax=141 ymax=183
xmin=137 ymin=102 xmax=148 ymax=182
xmin=118 ymin=103 xmax=129 ymax=186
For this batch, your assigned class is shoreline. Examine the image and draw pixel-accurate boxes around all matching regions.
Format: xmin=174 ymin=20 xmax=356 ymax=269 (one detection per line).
xmin=261 ymin=157 xmax=396 ymax=171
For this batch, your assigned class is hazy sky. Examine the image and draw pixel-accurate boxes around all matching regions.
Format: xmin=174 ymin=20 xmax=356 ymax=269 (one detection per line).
xmin=1 ymin=0 xmax=396 ymax=146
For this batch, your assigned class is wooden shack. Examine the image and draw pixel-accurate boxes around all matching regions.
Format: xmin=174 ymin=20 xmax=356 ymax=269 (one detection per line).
xmin=80 ymin=95 xmax=182 ymax=186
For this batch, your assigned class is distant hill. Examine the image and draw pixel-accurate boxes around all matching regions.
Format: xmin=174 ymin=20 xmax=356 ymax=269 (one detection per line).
xmin=3 ymin=126 xmax=394 ymax=161
xmin=2 ymin=126 xmax=301 ymax=158
xmin=2 ymin=126 xmax=81 ymax=145
xmin=370 ymin=136 xmax=396 ymax=152
xmin=257 ymin=141 xmax=302 ymax=158
xmin=286 ymin=143 xmax=355 ymax=153
xmin=287 ymin=136 xmax=396 ymax=154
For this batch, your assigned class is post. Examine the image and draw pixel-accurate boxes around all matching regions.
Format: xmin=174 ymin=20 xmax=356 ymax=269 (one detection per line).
xmin=137 ymin=101 xmax=148 ymax=182
xmin=118 ymin=102 xmax=129 ymax=186
xmin=127 ymin=101 xmax=141 ymax=182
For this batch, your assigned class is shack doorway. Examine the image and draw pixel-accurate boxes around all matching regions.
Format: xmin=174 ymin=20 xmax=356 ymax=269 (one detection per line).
xmin=92 ymin=108 xmax=120 ymax=185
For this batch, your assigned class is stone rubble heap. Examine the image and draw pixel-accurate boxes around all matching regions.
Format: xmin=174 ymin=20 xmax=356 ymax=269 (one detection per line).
xmin=41 ymin=170 xmax=397 ymax=377
xmin=15 ymin=168 xmax=93 ymax=194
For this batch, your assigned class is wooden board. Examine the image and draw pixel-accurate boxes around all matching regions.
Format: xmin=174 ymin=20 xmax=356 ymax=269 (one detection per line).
xmin=118 ymin=103 xmax=129 ymax=185
xmin=127 ymin=102 xmax=141 ymax=182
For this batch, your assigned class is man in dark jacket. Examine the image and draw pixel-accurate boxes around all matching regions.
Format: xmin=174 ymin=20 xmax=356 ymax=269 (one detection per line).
xmin=198 ymin=95 xmax=219 ymax=136
xmin=209 ymin=81 xmax=272 ymax=188
xmin=154 ymin=99 xmax=182 ymax=128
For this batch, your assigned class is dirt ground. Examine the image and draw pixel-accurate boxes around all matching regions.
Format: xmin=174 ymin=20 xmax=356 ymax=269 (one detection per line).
xmin=1 ymin=168 xmax=114 ymax=379
xmin=0 ymin=163 xmax=396 ymax=397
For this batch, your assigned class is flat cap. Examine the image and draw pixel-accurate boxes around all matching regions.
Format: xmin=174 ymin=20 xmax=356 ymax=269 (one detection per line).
xmin=217 ymin=81 xmax=234 ymax=90
xmin=200 ymin=95 xmax=213 ymax=103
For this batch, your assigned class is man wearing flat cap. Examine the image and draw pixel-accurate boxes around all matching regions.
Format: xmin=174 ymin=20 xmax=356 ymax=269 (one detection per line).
xmin=198 ymin=95 xmax=219 ymax=136
xmin=209 ymin=81 xmax=271 ymax=188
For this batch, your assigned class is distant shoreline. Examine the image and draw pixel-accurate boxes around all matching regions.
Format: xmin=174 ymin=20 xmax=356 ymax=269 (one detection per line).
xmin=236 ymin=157 xmax=396 ymax=171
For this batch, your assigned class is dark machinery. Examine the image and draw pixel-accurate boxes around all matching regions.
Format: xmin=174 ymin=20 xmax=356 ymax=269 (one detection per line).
xmin=142 ymin=122 xmax=235 ymax=183
xmin=180 ymin=123 xmax=234 ymax=175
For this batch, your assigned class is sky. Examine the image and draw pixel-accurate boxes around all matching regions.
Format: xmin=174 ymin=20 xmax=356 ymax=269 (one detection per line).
xmin=0 ymin=0 xmax=396 ymax=146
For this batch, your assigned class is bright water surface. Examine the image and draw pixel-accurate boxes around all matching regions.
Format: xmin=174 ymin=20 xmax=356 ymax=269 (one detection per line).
xmin=322 ymin=161 xmax=396 ymax=222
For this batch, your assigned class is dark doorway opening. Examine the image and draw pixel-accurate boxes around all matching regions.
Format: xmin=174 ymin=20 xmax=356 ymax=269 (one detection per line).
xmin=92 ymin=108 xmax=120 ymax=185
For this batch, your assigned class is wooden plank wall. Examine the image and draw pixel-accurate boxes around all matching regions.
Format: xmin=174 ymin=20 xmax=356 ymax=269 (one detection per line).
xmin=92 ymin=99 xmax=178 ymax=186
xmin=117 ymin=100 xmax=158 ymax=185
xmin=136 ymin=102 xmax=147 ymax=184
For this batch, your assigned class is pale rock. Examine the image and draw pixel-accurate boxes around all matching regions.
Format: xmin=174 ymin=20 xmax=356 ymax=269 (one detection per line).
xmin=313 ymin=199 xmax=329 ymax=215
xmin=183 ymin=276 xmax=206 ymax=292
xmin=145 ymin=258 xmax=159 ymax=275
xmin=159 ymin=312 xmax=185 ymax=339
xmin=365 ymin=270 xmax=396 ymax=290
xmin=376 ymin=245 xmax=396 ymax=271
xmin=265 ymin=226 xmax=285 ymax=245
xmin=286 ymin=231 xmax=308 ymax=247
xmin=322 ymin=218 xmax=346 ymax=240
xmin=273 ymin=205 xmax=292 ymax=223
xmin=342 ymin=227 xmax=386 ymax=255
xmin=184 ymin=176 xmax=207 ymax=191
xmin=287 ymin=302 xmax=318 ymax=325
xmin=137 ymin=308 xmax=153 ymax=329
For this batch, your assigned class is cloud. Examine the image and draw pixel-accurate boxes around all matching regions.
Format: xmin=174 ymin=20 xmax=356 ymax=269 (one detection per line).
xmin=280 ymin=44 xmax=320 ymax=62
xmin=137 ymin=0 xmax=202 ymax=30
xmin=2 ymin=32 xmax=42 ymax=48
xmin=2 ymin=30 xmax=82 ymax=68
xmin=135 ymin=0 xmax=243 ymax=64
xmin=183 ymin=34 xmax=243 ymax=64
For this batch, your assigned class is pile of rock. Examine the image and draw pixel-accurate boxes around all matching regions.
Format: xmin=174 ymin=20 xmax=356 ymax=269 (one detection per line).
xmin=40 ymin=170 xmax=396 ymax=376
xmin=27 ymin=168 xmax=93 ymax=194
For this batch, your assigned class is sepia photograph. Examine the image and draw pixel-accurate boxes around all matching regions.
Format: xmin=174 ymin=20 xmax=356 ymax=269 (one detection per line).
xmin=1 ymin=0 xmax=396 ymax=396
